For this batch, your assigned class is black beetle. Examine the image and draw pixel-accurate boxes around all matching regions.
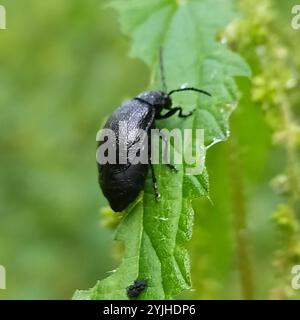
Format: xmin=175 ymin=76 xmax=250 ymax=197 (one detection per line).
xmin=97 ymin=51 xmax=211 ymax=212
xmin=127 ymin=279 xmax=147 ymax=299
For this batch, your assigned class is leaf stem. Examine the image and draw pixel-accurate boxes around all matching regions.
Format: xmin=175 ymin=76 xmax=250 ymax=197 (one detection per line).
xmin=279 ymin=95 xmax=300 ymax=207
xmin=227 ymin=137 xmax=255 ymax=300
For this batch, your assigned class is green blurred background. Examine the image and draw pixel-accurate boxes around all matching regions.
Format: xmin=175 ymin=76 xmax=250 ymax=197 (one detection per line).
xmin=0 ymin=0 xmax=299 ymax=299
xmin=0 ymin=0 xmax=148 ymax=299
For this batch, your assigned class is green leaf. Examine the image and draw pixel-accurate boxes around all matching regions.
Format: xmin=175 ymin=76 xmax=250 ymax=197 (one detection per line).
xmin=74 ymin=0 xmax=250 ymax=299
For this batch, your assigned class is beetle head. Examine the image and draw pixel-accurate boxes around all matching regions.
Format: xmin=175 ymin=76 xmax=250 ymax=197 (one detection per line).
xmin=136 ymin=91 xmax=172 ymax=115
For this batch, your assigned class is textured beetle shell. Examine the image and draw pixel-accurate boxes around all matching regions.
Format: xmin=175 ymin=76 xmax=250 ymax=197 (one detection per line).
xmin=98 ymin=97 xmax=156 ymax=212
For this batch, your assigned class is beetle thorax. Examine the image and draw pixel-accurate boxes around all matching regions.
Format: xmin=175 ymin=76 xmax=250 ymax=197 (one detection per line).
xmin=136 ymin=91 xmax=172 ymax=114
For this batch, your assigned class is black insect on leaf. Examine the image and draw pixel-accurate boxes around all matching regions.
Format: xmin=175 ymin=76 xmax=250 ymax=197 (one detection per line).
xmin=127 ymin=279 xmax=148 ymax=299
xmin=97 ymin=86 xmax=211 ymax=212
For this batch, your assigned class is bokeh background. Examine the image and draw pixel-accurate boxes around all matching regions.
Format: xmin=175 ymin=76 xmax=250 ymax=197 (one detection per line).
xmin=0 ymin=0 xmax=299 ymax=299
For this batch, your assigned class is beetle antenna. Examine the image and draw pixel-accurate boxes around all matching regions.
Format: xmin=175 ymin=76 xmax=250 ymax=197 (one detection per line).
xmin=159 ymin=47 xmax=168 ymax=93
xmin=168 ymin=87 xmax=212 ymax=97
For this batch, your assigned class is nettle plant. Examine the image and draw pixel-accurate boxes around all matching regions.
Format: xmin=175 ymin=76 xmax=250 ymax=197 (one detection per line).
xmin=74 ymin=0 xmax=251 ymax=300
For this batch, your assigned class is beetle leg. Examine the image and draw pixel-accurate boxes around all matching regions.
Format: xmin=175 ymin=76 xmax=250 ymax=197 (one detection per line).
xmin=165 ymin=163 xmax=177 ymax=171
xmin=156 ymin=108 xmax=178 ymax=119
xmin=156 ymin=107 xmax=194 ymax=119
xmin=178 ymin=107 xmax=196 ymax=118
xmin=149 ymin=161 xmax=161 ymax=200
xmin=159 ymin=133 xmax=178 ymax=172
